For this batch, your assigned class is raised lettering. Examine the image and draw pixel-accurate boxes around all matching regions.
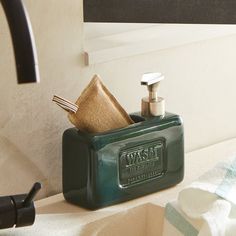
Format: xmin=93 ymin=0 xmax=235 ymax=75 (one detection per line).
xmin=119 ymin=140 xmax=165 ymax=187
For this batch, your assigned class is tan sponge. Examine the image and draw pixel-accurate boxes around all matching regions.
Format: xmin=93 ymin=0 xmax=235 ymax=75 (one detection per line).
xmin=53 ymin=75 xmax=133 ymax=133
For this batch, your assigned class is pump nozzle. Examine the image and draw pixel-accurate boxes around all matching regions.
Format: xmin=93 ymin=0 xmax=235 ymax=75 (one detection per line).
xmin=141 ymin=73 xmax=165 ymax=117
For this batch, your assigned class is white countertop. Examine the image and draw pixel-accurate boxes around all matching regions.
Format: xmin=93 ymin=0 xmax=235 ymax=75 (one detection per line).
xmin=2 ymin=138 xmax=236 ymax=236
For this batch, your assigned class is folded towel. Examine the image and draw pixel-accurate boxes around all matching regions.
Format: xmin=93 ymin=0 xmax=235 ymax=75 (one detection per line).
xmin=163 ymin=155 xmax=236 ymax=236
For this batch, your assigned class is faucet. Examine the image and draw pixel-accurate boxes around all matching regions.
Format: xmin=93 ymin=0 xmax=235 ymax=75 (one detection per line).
xmin=0 ymin=0 xmax=41 ymax=230
xmin=1 ymin=0 xmax=40 ymax=83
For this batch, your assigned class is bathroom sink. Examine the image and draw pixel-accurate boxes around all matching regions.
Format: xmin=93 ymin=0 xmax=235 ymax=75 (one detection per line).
xmin=34 ymin=193 xmax=165 ymax=236
xmin=2 ymin=138 xmax=236 ymax=236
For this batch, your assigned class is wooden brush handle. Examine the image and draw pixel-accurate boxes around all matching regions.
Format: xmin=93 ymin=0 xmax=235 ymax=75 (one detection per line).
xmin=52 ymin=95 xmax=79 ymax=113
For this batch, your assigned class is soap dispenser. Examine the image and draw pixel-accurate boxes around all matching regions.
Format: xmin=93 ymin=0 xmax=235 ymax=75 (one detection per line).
xmin=63 ymin=73 xmax=184 ymax=209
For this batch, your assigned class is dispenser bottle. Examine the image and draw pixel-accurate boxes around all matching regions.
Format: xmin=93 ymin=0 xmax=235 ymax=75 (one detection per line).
xmin=62 ymin=73 xmax=184 ymax=209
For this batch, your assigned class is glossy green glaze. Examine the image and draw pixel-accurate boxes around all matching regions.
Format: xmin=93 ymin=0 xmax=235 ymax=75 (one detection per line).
xmin=63 ymin=112 xmax=184 ymax=209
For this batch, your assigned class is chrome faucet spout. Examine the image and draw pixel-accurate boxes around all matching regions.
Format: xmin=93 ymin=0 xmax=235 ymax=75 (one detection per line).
xmin=1 ymin=0 xmax=40 ymax=84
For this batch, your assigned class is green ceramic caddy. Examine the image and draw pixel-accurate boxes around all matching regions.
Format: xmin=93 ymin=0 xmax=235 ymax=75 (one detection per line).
xmin=63 ymin=73 xmax=184 ymax=209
